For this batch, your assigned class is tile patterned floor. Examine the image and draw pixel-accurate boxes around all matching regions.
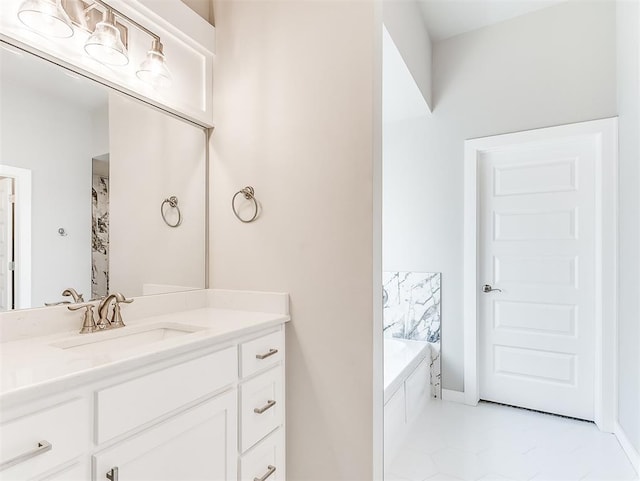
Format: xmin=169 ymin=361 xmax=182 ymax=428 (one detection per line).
xmin=386 ymin=400 xmax=639 ymax=481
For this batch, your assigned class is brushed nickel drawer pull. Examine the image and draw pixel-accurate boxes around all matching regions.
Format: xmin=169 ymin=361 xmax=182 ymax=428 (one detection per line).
xmin=106 ymin=467 xmax=119 ymax=481
xmin=254 ymin=400 xmax=276 ymax=414
xmin=254 ymin=465 xmax=276 ymax=481
xmin=256 ymin=349 xmax=278 ymax=360
xmin=0 ymin=440 xmax=52 ymax=471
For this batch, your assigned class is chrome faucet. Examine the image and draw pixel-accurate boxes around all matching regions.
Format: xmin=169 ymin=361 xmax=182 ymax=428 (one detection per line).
xmin=45 ymin=287 xmax=85 ymax=306
xmin=97 ymin=293 xmax=133 ymax=329
xmin=67 ymin=293 xmax=134 ymax=334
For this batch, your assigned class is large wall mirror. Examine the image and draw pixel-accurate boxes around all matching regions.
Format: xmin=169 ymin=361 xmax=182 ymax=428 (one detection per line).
xmin=0 ymin=42 xmax=207 ymax=311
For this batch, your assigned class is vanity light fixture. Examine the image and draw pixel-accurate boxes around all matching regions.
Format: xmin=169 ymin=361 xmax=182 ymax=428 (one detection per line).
xmin=16 ymin=0 xmax=172 ymax=88
xmin=17 ymin=0 xmax=74 ymax=38
xmin=84 ymin=8 xmax=128 ymax=66
xmin=136 ymin=39 xmax=172 ymax=88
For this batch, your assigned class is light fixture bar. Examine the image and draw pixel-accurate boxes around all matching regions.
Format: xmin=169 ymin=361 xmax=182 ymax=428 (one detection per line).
xmin=61 ymin=0 xmax=129 ymax=48
xmin=91 ymin=0 xmax=160 ymax=42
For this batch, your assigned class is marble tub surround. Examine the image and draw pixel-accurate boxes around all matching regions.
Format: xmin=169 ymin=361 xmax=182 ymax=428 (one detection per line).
xmin=383 ymin=272 xmax=442 ymax=398
xmin=0 ymin=289 xmax=290 ymax=405
xmin=383 ymin=272 xmax=441 ymax=343
xmin=429 ymin=342 xmax=441 ymax=398
xmin=91 ymin=174 xmax=109 ymax=299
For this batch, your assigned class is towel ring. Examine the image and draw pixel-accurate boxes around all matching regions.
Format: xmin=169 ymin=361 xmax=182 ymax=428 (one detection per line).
xmin=161 ymin=196 xmax=182 ymax=227
xmin=232 ymin=186 xmax=259 ymax=223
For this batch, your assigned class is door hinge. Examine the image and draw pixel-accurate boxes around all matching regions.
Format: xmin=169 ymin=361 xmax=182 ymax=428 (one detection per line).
xmin=9 ymin=194 xmax=15 ymax=204
xmin=8 ymin=261 xmax=15 ymax=271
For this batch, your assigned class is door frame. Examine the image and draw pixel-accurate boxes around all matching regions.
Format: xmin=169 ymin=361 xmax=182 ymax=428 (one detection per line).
xmin=0 ymin=165 xmax=32 ymax=310
xmin=462 ymin=118 xmax=618 ymax=432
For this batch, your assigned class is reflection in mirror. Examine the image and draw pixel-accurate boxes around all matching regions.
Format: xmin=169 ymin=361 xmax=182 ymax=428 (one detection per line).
xmin=0 ymin=42 xmax=206 ymax=311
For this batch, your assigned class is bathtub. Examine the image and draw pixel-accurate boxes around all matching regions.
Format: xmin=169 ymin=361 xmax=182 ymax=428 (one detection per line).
xmin=384 ymin=338 xmax=432 ymax=464
xmin=384 ymin=338 xmax=430 ymax=404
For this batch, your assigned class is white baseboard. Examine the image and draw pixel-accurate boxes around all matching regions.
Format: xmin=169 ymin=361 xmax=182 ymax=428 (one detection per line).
xmin=442 ymin=389 xmax=466 ymax=403
xmin=614 ymin=422 xmax=640 ymax=476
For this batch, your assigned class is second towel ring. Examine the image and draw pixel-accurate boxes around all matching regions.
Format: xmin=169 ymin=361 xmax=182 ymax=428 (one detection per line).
xmin=161 ymin=196 xmax=182 ymax=227
xmin=232 ymin=186 xmax=259 ymax=223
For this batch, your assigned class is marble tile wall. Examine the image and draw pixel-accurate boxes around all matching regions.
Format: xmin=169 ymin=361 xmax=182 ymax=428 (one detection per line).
xmin=383 ymin=271 xmax=441 ymax=398
xmin=91 ymin=175 xmax=109 ymax=299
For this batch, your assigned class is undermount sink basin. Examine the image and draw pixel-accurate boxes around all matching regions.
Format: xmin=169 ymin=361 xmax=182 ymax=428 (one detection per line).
xmin=50 ymin=323 xmax=205 ymax=356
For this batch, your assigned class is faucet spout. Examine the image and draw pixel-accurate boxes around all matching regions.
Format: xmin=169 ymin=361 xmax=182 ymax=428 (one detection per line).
xmin=96 ymin=293 xmax=134 ymax=329
xmin=97 ymin=294 xmax=117 ymax=328
xmin=62 ymin=288 xmax=84 ymax=303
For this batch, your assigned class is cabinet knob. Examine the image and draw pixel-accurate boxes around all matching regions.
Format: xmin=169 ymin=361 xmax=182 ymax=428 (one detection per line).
xmin=106 ymin=467 xmax=119 ymax=481
xmin=254 ymin=465 xmax=276 ymax=481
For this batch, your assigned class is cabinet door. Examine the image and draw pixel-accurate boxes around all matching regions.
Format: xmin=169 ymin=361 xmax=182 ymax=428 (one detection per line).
xmin=93 ymin=391 xmax=237 ymax=481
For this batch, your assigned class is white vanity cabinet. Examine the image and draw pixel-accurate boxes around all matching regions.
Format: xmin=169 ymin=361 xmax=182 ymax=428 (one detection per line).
xmin=0 ymin=325 xmax=287 ymax=481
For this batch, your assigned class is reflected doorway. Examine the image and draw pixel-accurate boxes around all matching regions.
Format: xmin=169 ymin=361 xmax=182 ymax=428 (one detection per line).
xmin=0 ymin=165 xmax=32 ymax=311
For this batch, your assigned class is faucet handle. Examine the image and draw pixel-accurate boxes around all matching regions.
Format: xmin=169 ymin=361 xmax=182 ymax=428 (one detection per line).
xmin=110 ymin=293 xmax=133 ymax=328
xmin=62 ymin=288 xmax=84 ymax=303
xmin=67 ymin=302 xmax=96 ymax=311
xmin=67 ymin=303 xmax=98 ymax=334
xmin=113 ymin=293 xmax=134 ymax=304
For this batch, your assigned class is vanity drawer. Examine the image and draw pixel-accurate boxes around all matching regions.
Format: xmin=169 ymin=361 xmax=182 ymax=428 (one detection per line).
xmin=240 ymin=428 xmax=285 ymax=481
xmin=0 ymin=398 xmax=89 ymax=480
xmin=240 ymin=366 xmax=283 ymax=453
xmin=240 ymin=330 xmax=284 ymax=379
xmin=96 ymin=346 xmax=237 ymax=444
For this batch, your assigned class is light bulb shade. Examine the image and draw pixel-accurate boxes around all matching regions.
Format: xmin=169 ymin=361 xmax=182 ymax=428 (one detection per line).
xmin=137 ymin=41 xmax=172 ymax=88
xmin=84 ymin=14 xmax=128 ymax=66
xmin=17 ymin=0 xmax=73 ymax=38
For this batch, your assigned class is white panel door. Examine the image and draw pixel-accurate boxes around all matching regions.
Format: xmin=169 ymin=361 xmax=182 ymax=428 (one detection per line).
xmin=0 ymin=177 xmax=14 ymax=311
xmin=478 ymin=133 xmax=597 ymax=420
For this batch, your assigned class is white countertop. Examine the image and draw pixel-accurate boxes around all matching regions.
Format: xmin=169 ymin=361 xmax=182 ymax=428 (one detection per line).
xmin=0 ymin=305 xmax=289 ymax=406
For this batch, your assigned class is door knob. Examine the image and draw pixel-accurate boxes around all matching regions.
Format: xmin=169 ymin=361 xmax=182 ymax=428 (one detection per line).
xmin=483 ymin=284 xmax=502 ymax=293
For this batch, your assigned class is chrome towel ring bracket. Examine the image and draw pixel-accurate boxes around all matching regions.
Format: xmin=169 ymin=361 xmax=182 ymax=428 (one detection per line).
xmin=232 ymin=186 xmax=259 ymax=223
xmin=161 ymin=196 xmax=182 ymax=227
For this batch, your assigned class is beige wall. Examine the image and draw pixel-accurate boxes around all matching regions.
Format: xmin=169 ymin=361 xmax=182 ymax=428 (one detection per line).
xmin=109 ymin=94 xmax=206 ymax=297
xmin=210 ymin=0 xmax=382 ymax=478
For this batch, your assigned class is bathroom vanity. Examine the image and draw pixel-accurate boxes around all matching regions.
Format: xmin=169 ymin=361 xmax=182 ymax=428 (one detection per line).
xmin=0 ymin=2 xmax=285 ymax=479
xmin=0 ymin=289 xmax=289 ymax=481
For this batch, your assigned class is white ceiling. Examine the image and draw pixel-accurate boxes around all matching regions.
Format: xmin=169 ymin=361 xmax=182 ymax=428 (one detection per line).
xmin=418 ymin=0 xmax=568 ymax=42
